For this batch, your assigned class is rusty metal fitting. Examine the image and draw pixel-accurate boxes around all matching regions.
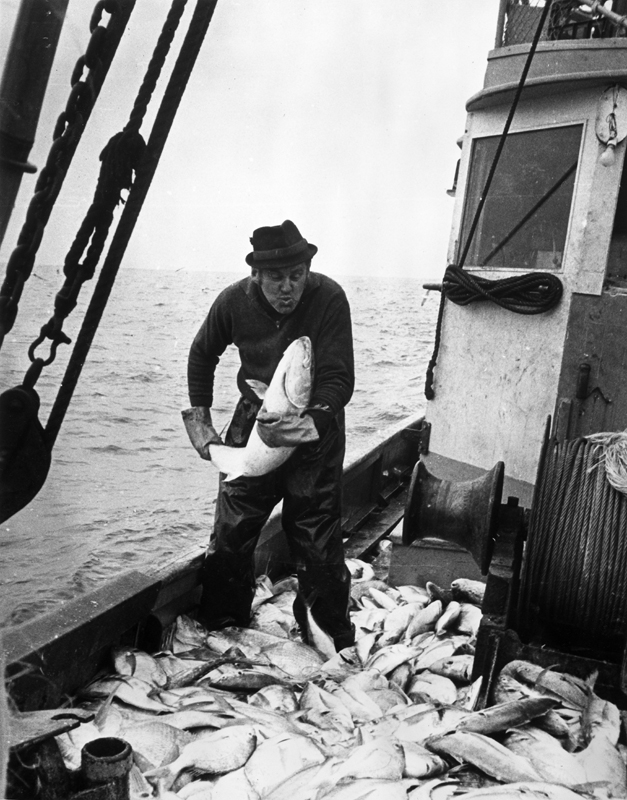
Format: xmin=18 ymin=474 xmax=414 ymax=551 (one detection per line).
xmin=81 ymin=737 xmax=132 ymax=796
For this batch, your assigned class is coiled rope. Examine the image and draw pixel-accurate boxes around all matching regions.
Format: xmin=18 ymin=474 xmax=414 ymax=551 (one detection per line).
xmin=441 ymin=265 xmax=563 ymax=315
xmin=424 ymin=0 xmax=557 ymax=400
xmin=517 ymin=436 xmax=627 ymax=647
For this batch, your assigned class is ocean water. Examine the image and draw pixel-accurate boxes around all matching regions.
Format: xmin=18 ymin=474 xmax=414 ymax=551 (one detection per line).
xmin=0 ymin=268 xmax=439 ymax=627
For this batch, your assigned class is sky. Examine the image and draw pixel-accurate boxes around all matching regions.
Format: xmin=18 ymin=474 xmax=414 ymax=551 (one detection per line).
xmin=0 ymin=0 xmax=500 ymax=279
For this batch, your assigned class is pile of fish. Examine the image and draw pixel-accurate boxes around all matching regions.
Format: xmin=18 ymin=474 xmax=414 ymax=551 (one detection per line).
xmin=54 ymin=558 xmax=627 ymax=800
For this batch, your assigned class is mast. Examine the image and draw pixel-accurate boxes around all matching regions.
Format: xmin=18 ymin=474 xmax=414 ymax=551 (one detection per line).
xmin=0 ymin=0 xmax=70 ymax=247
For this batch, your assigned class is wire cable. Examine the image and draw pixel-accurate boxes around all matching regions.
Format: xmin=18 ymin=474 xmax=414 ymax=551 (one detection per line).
xmin=517 ymin=437 xmax=627 ymax=649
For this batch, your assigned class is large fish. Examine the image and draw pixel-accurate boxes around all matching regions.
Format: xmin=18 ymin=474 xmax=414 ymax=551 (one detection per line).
xmin=575 ymin=731 xmax=627 ymax=794
xmin=407 ymin=672 xmax=458 ymax=706
xmin=456 ymin=696 xmax=559 ymax=735
xmin=249 ymin=684 xmax=299 ymax=713
xmin=119 ymin=721 xmax=192 ymax=771
xmin=459 ymin=784 xmax=587 ymax=800
xmin=401 ymin=742 xmax=448 ymax=779
xmin=502 ymin=726 xmax=587 ymax=786
xmin=209 ymin=336 xmax=313 ymax=481
xmin=261 ymin=639 xmax=326 ymax=680
xmin=243 ymin=732 xmax=325 ymax=797
xmin=500 ymin=660 xmax=588 ymax=709
xmin=80 ymin=676 xmax=174 ymax=713
xmin=426 ymin=730 xmax=542 ymax=783
xmin=319 ymin=738 xmax=406 ymax=790
xmin=144 ymin=724 xmax=257 ymax=790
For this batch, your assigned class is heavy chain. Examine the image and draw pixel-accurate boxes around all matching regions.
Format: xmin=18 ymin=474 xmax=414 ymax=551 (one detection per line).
xmin=0 ymin=0 xmax=127 ymax=351
xmin=24 ymin=0 xmax=187 ymax=389
xmin=45 ymin=0 xmax=217 ymax=448
xmin=0 ymin=0 xmax=211 ymax=524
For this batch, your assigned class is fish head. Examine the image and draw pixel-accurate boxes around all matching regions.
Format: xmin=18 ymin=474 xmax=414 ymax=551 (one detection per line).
xmin=283 ymin=336 xmax=313 ymax=409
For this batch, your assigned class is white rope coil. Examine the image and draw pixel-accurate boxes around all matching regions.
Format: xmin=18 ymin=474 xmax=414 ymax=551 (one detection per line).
xmin=586 ymin=430 xmax=627 ymax=496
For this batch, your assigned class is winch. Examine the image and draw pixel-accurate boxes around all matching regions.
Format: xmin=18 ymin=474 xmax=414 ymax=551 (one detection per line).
xmin=398 ymin=418 xmax=627 ymax=708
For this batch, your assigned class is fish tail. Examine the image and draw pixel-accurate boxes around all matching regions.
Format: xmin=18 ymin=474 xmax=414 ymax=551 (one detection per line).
xmin=208 ymin=445 xmax=245 ymax=482
xmin=300 ymin=589 xmax=336 ymax=660
xmin=143 ymin=766 xmax=175 ymax=792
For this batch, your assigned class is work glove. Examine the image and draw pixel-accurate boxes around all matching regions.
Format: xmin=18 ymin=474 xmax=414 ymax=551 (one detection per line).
xmin=256 ymin=409 xmax=319 ymax=448
xmin=181 ymin=406 xmax=223 ymax=460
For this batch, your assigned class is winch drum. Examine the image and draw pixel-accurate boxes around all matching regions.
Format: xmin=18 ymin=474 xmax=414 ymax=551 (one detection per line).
xmin=402 ymin=459 xmax=505 ymax=575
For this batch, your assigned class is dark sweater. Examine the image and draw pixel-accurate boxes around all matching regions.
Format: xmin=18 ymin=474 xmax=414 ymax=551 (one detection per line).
xmin=187 ymin=271 xmax=354 ymax=422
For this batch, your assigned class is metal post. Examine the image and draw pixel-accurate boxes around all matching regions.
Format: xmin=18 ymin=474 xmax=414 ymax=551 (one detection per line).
xmin=0 ymin=0 xmax=70 ymax=248
xmin=578 ymin=0 xmax=627 ymax=31
xmin=495 ymin=0 xmax=509 ymax=48
xmin=81 ymin=738 xmax=132 ymax=800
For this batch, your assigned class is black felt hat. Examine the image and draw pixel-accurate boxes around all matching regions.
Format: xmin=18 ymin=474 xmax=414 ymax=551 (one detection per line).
xmin=245 ymin=220 xmax=318 ymax=269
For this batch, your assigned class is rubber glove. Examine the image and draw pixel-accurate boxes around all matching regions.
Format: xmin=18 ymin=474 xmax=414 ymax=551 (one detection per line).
xmin=256 ymin=409 xmax=319 ymax=448
xmin=181 ymin=406 xmax=223 ymax=460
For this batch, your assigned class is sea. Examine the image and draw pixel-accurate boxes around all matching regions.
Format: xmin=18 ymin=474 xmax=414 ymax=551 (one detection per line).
xmin=0 ymin=268 xmax=439 ymax=628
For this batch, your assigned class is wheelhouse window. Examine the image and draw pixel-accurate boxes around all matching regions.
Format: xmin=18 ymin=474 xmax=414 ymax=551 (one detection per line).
xmin=459 ymin=125 xmax=582 ymax=270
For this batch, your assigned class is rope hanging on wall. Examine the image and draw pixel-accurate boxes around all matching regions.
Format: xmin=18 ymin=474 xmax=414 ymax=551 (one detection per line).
xmin=441 ymin=265 xmax=563 ymax=315
xmin=424 ymin=266 xmax=563 ymax=400
xmin=517 ymin=435 xmax=627 ymax=649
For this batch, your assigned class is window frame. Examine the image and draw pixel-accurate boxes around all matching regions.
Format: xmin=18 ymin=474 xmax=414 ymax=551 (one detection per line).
xmin=457 ymin=122 xmax=584 ymax=273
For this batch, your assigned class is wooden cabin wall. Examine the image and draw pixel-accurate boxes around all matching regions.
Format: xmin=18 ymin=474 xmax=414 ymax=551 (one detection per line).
xmin=425 ymin=87 xmax=626 ymax=487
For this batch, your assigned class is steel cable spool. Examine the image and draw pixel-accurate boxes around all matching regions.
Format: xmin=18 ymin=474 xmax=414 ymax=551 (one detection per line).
xmin=518 ymin=435 xmax=627 ymax=652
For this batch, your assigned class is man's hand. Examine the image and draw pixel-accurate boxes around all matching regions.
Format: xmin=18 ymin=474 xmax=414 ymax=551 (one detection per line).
xmin=256 ymin=409 xmax=319 ymax=448
xmin=181 ymin=407 xmax=223 ymax=460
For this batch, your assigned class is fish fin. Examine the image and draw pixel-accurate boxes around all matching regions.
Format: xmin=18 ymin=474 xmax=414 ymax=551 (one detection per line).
xmin=142 ymin=764 xmax=170 ymax=781
xmin=93 ymin=678 xmax=123 ymax=729
xmin=207 ymin=445 xmax=245 ymax=482
xmin=301 ymin=590 xmax=337 ymax=660
xmin=245 ymin=379 xmax=269 ymax=399
xmin=585 ymin=669 xmax=599 ymax=690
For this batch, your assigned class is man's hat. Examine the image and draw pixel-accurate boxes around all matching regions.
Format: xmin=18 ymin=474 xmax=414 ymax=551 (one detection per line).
xmin=245 ymin=220 xmax=317 ymax=269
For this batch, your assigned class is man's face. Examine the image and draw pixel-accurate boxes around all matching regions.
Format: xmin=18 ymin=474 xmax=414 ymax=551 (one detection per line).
xmin=254 ymin=263 xmax=310 ymax=315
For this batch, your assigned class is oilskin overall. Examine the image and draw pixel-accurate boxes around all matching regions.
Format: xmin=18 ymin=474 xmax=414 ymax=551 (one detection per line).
xmin=199 ymin=396 xmax=354 ymax=651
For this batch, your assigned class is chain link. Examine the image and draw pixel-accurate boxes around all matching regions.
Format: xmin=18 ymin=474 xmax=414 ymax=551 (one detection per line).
xmin=0 ymin=0 xmax=122 ymax=349
xmin=25 ymin=0 xmax=187 ymax=374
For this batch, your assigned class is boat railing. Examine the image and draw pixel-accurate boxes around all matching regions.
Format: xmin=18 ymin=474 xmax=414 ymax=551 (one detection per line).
xmin=4 ymin=413 xmax=425 ymax=711
xmin=495 ymin=0 xmax=627 ymax=49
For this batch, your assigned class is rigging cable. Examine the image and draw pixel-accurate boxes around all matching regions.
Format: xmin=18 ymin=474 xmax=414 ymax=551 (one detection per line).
xmin=424 ymin=0 xmax=556 ymax=400
xmin=0 ymin=0 xmax=137 ymax=350
xmin=24 ymin=0 xmax=189 ymax=391
xmin=0 ymin=0 xmax=219 ymax=524
xmin=46 ymin=0 xmax=220 ymax=447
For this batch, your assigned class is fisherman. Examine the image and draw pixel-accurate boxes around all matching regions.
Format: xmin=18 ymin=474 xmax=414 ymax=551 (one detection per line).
xmin=186 ymin=220 xmax=355 ymax=652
